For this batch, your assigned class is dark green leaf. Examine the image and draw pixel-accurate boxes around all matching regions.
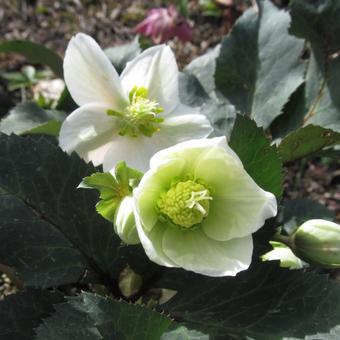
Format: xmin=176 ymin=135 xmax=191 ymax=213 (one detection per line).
xmin=0 ymin=41 xmax=63 ymax=78
xmin=0 ymin=91 xmax=14 ymax=119
xmin=0 ymin=193 xmax=86 ymax=287
xmin=37 ymin=292 xmax=172 ymax=340
xmin=278 ymin=125 xmax=340 ymax=162
xmin=215 ymin=0 xmax=304 ymax=128
xmin=179 ymin=72 xmax=210 ymax=107
xmin=35 ymin=302 xmax=102 ymax=340
xmin=0 ymin=133 xmax=155 ymax=284
xmin=200 ymin=98 xmax=236 ymax=138
xmin=185 ymin=44 xmax=220 ymax=96
xmin=289 ymin=0 xmax=340 ymax=132
xmin=156 ymin=262 xmax=340 ymax=339
xmin=0 ymin=289 xmax=63 ymax=340
xmin=229 ymin=115 xmax=283 ymax=197
xmin=270 ymin=85 xmax=306 ymax=141
xmin=0 ymin=102 xmax=66 ymax=136
xmin=104 ymin=38 xmax=140 ymax=74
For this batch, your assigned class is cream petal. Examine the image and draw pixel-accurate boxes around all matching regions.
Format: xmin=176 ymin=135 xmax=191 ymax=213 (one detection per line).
xmin=162 ymin=228 xmax=253 ymax=276
xmin=120 ymin=45 xmax=179 ymax=113
xmin=59 ymin=103 xmax=117 ymax=166
xmin=64 ymin=33 xmax=128 ymax=109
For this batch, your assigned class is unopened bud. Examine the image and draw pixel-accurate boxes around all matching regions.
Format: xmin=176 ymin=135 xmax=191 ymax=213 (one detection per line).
xmin=114 ymin=196 xmax=140 ymax=245
xmin=293 ymin=219 xmax=340 ymax=268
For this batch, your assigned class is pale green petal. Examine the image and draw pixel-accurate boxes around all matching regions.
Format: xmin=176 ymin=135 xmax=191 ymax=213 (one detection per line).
xmin=150 ymin=137 xmax=229 ymax=173
xmin=193 ymin=146 xmax=244 ymax=196
xmin=202 ymin=181 xmax=276 ymax=241
xmin=194 ymin=150 xmax=277 ymax=241
xmin=134 ymin=158 xmax=186 ymax=232
xmin=134 ymin=219 xmax=177 ymax=268
xmin=162 ymin=228 xmax=253 ymax=276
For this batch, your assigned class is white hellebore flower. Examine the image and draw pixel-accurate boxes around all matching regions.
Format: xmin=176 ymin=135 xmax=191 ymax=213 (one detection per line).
xmin=133 ymin=137 xmax=277 ymax=277
xmin=59 ymin=33 xmax=212 ymax=172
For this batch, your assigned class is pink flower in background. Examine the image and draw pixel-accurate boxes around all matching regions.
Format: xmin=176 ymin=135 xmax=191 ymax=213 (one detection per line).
xmin=135 ymin=5 xmax=192 ymax=44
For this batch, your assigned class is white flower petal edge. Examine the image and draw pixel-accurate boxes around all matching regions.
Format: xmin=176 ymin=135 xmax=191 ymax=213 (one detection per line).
xmin=120 ymin=45 xmax=179 ymax=113
xmin=150 ymin=136 xmax=241 ymax=169
xmin=64 ymin=33 xmax=127 ymax=110
xmin=163 ymin=228 xmax=253 ymax=276
xmin=59 ymin=103 xmax=117 ymax=166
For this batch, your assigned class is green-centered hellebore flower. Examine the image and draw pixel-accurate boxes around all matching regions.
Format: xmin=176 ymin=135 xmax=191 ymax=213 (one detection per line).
xmin=133 ymin=137 xmax=277 ymax=276
xmin=59 ymin=33 xmax=212 ymax=172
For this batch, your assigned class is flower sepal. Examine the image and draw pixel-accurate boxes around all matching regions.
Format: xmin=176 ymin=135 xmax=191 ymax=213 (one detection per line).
xmin=78 ymin=161 xmax=143 ymax=222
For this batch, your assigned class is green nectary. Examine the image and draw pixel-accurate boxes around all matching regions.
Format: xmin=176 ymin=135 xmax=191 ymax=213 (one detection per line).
xmin=157 ymin=179 xmax=213 ymax=229
xmin=107 ymin=86 xmax=164 ymax=138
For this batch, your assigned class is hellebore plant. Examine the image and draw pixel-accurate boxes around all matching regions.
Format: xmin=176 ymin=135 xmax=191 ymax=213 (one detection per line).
xmin=59 ymin=33 xmax=211 ymax=171
xmin=135 ymin=5 xmax=192 ymax=44
xmin=133 ymin=137 xmax=277 ymax=276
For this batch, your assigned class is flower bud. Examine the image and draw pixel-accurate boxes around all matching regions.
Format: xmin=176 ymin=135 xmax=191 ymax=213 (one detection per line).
xmin=114 ymin=196 xmax=140 ymax=245
xmin=293 ymin=219 xmax=340 ymax=268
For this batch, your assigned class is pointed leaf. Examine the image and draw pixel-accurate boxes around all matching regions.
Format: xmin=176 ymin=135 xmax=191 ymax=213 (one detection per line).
xmin=289 ymin=0 xmax=340 ymax=132
xmin=278 ymin=125 xmax=340 ymax=162
xmin=36 ymin=292 xmax=172 ymax=340
xmin=229 ymin=115 xmax=283 ymax=197
xmin=215 ymin=0 xmax=305 ymax=128
xmin=156 ymin=262 xmax=340 ymax=339
xmin=0 ymin=289 xmax=63 ymax=340
xmin=0 ymin=133 xmax=156 ymax=285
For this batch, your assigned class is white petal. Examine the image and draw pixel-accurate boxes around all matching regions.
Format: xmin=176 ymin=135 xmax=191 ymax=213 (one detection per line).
xmin=162 ymin=228 xmax=253 ymax=276
xmin=120 ymin=45 xmax=179 ymax=113
xmin=64 ymin=33 xmax=127 ymax=109
xmin=59 ymin=103 xmax=116 ymax=166
xmin=134 ymin=217 xmax=178 ymax=268
xmin=103 ymin=135 xmax=166 ymax=172
xmin=160 ymin=113 xmax=213 ymax=144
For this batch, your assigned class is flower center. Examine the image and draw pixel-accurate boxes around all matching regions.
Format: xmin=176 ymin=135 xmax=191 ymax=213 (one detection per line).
xmin=157 ymin=180 xmax=213 ymax=229
xmin=107 ymin=86 xmax=164 ymax=137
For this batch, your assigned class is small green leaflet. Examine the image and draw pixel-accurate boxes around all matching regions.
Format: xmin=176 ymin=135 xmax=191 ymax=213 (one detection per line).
xmin=79 ymin=161 xmax=143 ymax=222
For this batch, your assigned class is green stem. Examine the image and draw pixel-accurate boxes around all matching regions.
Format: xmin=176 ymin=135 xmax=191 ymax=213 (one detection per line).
xmin=272 ymin=233 xmax=295 ymax=250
